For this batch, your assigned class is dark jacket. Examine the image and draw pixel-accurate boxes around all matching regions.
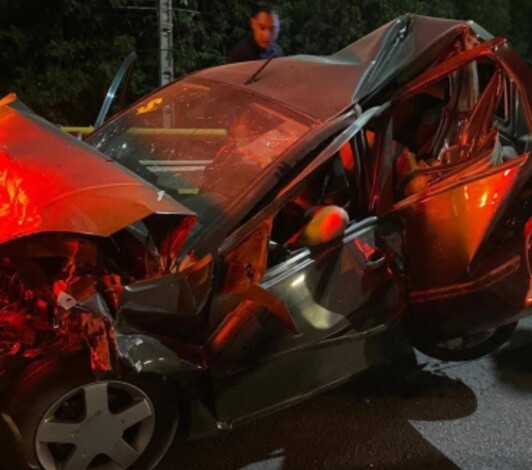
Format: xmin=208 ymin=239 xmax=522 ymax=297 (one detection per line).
xmin=227 ymin=35 xmax=283 ymax=63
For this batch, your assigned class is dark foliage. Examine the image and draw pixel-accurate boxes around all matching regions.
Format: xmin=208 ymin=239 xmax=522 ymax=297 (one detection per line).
xmin=0 ymin=0 xmax=521 ymax=124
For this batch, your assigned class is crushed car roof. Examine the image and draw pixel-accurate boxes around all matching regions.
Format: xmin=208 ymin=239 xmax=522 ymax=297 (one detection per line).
xmin=196 ymin=15 xmax=479 ymax=122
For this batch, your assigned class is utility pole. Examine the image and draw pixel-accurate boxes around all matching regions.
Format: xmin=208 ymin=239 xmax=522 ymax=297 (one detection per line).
xmin=158 ymin=0 xmax=174 ymax=86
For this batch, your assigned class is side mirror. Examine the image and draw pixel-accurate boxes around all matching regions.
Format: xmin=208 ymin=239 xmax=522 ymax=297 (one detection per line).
xmin=296 ymin=205 xmax=349 ymax=247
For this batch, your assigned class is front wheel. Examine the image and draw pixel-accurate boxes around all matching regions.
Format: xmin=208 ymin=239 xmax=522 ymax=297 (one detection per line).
xmin=3 ymin=356 xmax=180 ymax=470
xmin=413 ymin=322 xmax=518 ymax=361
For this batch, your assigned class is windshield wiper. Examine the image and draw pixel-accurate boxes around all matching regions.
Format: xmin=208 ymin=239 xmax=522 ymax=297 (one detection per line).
xmin=245 ymin=55 xmax=276 ymax=85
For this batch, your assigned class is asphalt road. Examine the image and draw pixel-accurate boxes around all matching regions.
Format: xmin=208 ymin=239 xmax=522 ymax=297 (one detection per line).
xmin=159 ymin=318 xmax=532 ymax=470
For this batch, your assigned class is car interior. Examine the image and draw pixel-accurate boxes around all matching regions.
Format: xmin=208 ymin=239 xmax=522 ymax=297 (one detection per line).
xmin=266 ymin=138 xmax=365 ymax=269
xmin=389 ymin=57 xmax=529 ymax=199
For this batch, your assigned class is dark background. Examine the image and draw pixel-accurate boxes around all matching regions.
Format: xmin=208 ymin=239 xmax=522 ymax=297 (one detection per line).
xmin=1 ymin=0 xmax=531 ymax=125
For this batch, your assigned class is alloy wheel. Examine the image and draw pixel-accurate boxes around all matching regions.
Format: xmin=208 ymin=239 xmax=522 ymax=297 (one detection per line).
xmin=35 ymin=381 xmax=155 ymax=470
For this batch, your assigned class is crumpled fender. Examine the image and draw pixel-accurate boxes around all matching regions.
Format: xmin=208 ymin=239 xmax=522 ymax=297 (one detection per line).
xmin=115 ymin=333 xmax=206 ymax=375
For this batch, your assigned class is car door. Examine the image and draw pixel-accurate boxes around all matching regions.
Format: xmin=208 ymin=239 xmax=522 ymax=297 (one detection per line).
xmin=94 ymin=52 xmax=138 ymax=127
xmin=206 ymin=106 xmax=407 ymax=425
xmin=386 ymin=40 xmax=532 ymax=343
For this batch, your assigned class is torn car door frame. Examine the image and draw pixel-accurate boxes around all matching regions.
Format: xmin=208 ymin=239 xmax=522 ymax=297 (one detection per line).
xmin=386 ymin=38 xmax=532 ymax=342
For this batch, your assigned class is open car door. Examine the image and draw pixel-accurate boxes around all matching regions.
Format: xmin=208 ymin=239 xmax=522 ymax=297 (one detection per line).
xmin=383 ymin=40 xmax=532 ymax=351
xmin=94 ymin=51 xmax=138 ymax=127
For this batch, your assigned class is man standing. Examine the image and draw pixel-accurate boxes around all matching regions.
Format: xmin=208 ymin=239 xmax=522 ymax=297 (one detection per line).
xmin=227 ymin=3 xmax=283 ymax=63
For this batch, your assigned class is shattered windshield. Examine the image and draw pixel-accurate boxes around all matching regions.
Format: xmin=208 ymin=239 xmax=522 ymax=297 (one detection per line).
xmin=87 ymin=77 xmax=311 ymax=237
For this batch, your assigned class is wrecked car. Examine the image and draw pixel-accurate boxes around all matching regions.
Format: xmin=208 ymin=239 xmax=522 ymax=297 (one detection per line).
xmin=0 ymin=13 xmax=531 ymax=470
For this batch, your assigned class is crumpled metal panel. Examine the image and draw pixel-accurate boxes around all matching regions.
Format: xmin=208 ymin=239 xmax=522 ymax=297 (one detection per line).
xmin=54 ymin=304 xmax=118 ymax=373
xmin=350 ymin=15 xmax=466 ymax=103
xmin=0 ymin=94 xmax=194 ymax=245
xmin=208 ymin=219 xmax=297 ymax=354
xmin=115 ymin=333 xmax=205 ymax=375
xmin=0 ymin=232 xmax=124 ymax=374
xmin=0 ymin=219 xmax=204 ymax=377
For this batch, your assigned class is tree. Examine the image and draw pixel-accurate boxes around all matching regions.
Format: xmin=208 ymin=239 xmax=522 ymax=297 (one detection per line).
xmin=0 ymin=0 xmax=526 ymax=124
xmin=0 ymin=0 xmax=154 ymax=124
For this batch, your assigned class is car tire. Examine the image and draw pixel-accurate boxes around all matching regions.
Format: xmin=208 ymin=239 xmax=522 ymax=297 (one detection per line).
xmin=413 ymin=322 xmax=518 ymax=361
xmin=2 ymin=355 xmax=180 ymax=470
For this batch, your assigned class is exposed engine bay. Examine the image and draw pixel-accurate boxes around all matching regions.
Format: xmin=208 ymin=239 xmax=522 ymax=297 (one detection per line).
xmin=0 ymin=215 xmax=194 ymax=380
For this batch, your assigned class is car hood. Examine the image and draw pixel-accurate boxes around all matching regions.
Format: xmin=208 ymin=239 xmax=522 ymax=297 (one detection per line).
xmin=0 ymin=94 xmax=195 ymax=245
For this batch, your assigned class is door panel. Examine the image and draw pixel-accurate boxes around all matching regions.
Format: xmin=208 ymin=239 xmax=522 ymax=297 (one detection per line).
xmin=258 ymin=218 xmax=399 ymax=354
xmin=208 ymin=105 xmax=405 ymax=424
xmin=401 ymin=164 xmax=520 ymax=291
xmin=397 ymin=157 xmax=529 ymax=339
xmin=211 ymin=217 xmax=404 ymax=424
xmin=388 ymin=39 xmax=532 ymax=340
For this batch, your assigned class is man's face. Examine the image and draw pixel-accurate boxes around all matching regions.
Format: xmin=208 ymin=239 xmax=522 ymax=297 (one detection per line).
xmin=250 ymin=11 xmax=280 ymax=50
